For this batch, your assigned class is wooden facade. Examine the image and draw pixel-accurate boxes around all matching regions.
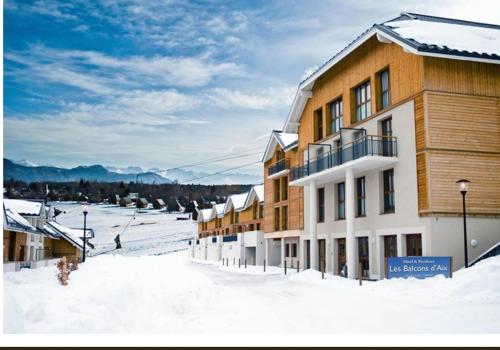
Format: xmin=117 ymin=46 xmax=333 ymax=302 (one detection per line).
xmin=3 ymin=230 xmax=27 ymax=262
xmin=293 ymin=36 xmax=500 ymax=217
xmin=263 ymin=144 xmax=303 ymax=234
xmin=43 ymin=237 xmax=82 ymax=260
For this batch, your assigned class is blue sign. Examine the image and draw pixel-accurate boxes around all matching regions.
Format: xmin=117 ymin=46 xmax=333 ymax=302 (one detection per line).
xmin=387 ymin=256 xmax=452 ymax=279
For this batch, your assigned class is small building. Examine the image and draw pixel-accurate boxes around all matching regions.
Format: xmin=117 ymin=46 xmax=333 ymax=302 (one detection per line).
xmin=186 ymin=200 xmax=199 ymax=220
xmin=119 ymin=197 xmax=134 ymax=207
xmin=153 ymin=198 xmax=166 ymax=209
xmin=136 ymin=198 xmax=149 ymax=209
xmin=42 ymin=221 xmax=94 ymax=261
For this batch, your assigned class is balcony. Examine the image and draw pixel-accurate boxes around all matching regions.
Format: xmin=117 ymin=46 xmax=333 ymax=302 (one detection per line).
xmin=268 ymin=158 xmax=290 ymax=177
xmin=290 ymin=135 xmax=398 ymax=185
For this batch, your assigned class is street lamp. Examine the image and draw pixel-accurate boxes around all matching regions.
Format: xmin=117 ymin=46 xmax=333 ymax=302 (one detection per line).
xmin=82 ymin=203 xmax=89 ymax=263
xmin=456 ymin=179 xmax=470 ymax=268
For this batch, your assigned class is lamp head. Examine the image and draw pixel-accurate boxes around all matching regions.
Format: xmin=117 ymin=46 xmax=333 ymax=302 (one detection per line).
xmin=456 ymin=179 xmax=470 ymax=194
xmin=82 ymin=203 xmax=89 ymax=214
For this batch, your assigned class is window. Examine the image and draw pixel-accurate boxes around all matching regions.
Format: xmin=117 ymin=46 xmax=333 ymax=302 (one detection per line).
xmin=337 ymin=182 xmax=345 ymax=220
xmin=314 ymin=108 xmax=323 ymax=141
xmin=406 ymin=234 xmax=422 ymax=256
xmin=281 ymin=176 xmax=288 ymax=201
xmin=329 ymin=98 xmax=343 ymax=134
xmin=381 ymin=117 xmax=393 ymax=156
xmin=230 ymin=209 xmax=235 ymax=224
xmin=378 ymin=69 xmax=390 ymax=110
xmin=281 ymin=206 xmax=288 ymax=230
xmin=274 ymin=207 xmax=280 ymax=231
xmin=383 ymin=169 xmax=395 ymax=213
xmin=235 ymin=212 xmax=240 ymax=223
xmin=356 ymin=177 xmax=366 ymax=217
xmin=274 ymin=179 xmax=280 ymax=202
xmin=259 ymin=203 xmax=264 ymax=219
xmin=317 ymin=188 xmax=325 ymax=222
xmin=252 ymin=202 xmax=258 ymax=220
xmin=354 ymin=80 xmax=371 ymax=122
xmin=285 ymin=243 xmax=290 ymax=257
xmin=291 ymin=243 xmax=297 ymax=257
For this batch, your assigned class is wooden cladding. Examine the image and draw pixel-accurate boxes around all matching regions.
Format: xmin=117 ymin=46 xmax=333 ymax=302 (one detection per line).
xmin=298 ymin=36 xmax=425 ymax=150
xmin=425 ymin=92 xmax=500 ymax=153
xmin=425 ymin=150 xmax=500 ymax=215
xmin=413 ymin=93 xmax=426 ymax=152
xmin=416 ymin=153 xmax=429 ymax=212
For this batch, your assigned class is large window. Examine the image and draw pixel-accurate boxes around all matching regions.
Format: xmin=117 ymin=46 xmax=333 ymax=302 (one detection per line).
xmin=314 ymin=108 xmax=323 ymax=141
xmin=291 ymin=243 xmax=297 ymax=257
xmin=273 ymin=179 xmax=280 ymax=203
xmin=356 ymin=176 xmax=366 ymax=217
xmin=355 ymin=80 xmax=371 ymax=122
xmin=378 ymin=69 xmax=390 ymax=110
xmin=281 ymin=176 xmax=288 ymax=201
xmin=406 ymin=234 xmax=422 ymax=256
xmin=281 ymin=205 xmax=288 ymax=230
xmin=337 ymin=182 xmax=345 ymax=220
xmin=329 ymin=98 xmax=343 ymax=134
xmin=381 ymin=117 xmax=393 ymax=156
xmin=317 ymin=187 xmax=325 ymax=223
xmin=383 ymin=169 xmax=395 ymax=213
xmin=274 ymin=207 xmax=280 ymax=231
xmin=259 ymin=203 xmax=264 ymax=219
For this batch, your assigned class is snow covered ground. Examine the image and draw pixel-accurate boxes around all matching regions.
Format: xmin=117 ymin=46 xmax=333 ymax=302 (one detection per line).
xmin=4 ymin=249 xmax=500 ymax=333
xmin=52 ymin=202 xmax=196 ymax=256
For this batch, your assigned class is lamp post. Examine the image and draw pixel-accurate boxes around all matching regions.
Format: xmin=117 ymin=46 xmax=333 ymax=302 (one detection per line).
xmin=456 ymin=179 xmax=470 ymax=268
xmin=82 ymin=203 xmax=89 ymax=263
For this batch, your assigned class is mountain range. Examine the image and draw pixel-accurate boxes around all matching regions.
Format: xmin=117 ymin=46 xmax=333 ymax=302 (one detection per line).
xmin=4 ymin=159 xmax=261 ymax=185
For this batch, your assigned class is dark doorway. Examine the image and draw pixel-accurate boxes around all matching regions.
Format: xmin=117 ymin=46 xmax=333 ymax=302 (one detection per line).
xmin=305 ymin=240 xmax=311 ymax=269
xmin=337 ymin=238 xmax=346 ymax=275
xmin=406 ymin=234 xmax=422 ymax=256
xmin=384 ymin=235 xmax=397 ymax=278
xmin=318 ymin=239 xmax=326 ymax=271
xmin=358 ymin=237 xmax=369 ymax=278
xmin=8 ymin=232 xmax=16 ymax=261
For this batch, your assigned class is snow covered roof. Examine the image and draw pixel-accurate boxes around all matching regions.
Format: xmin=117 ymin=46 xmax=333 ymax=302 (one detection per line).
xmin=243 ymin=185 xmax=264 ymax=208
xmin=3 ymin=207 xmax=39 ymax=234
xmin=262 ymin=130 xmax=299 ymax=162
xmin=45 ymin=221 xmax=94 ymax=251
xmin=198 ymin=208 xmax=213 ymax=223
xmin=381 ymin=13 xmax=500 ymax=62
xmin=3 ymin=199 xmax=43 ymax=216
xmin=283 ymin=13 xmax=500 ymax=133
xmin=224 ymin=192 xmax=249 ymax=213
xmin=213 ymin=203 xmax=226 ymax=218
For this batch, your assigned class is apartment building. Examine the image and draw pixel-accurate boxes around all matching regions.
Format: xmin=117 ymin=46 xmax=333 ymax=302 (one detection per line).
xmin=194 ymin=185 xmax=265 ymax=264
xmin=274 ymin=13 xmax=500 ymax=279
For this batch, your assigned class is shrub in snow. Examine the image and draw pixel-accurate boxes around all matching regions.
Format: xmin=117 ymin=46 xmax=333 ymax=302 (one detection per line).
xmin=56 ymin=256 xmax=70 ymax=286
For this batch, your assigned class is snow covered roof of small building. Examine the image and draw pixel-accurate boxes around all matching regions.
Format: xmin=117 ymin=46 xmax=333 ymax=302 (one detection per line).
xmin=283 ymin=13 xmax=500 ymax=134
xmin=243 ymin=185 xmax=264 ymax=208
xmin=45 ymin=221 xmax=94 ymax=251
xmin=262 ymin=130 xmax=299 ymax=162
xmin=224 ymin=192 xmax=249 ymax=213
xmin=209 ymin=203 xmax=226 ymax=219
xmin=3 ymin=199 xmax=43 ymax=216
xmin=3 ymin=207 xmax=39 ymax=233
xmin=198 ymin=208 xmax=212 ymax=223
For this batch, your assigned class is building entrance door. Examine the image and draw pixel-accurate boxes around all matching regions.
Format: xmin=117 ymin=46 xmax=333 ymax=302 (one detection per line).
xmin=337 ymin=238 xmax=346 ymax=276
xmin=318 ymin=239 xmax=326 ymax=272
xmin=358 ymin=237 xmax=369 ymax=278
xmin=384 ymin=235 xmax=397 ymax=278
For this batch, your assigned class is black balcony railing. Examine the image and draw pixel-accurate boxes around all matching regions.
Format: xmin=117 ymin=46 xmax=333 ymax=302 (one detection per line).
xmin=268 ymin=158 xmax=290 ymax=176
xmin=290 ymin=135 xmax=397 ymax=182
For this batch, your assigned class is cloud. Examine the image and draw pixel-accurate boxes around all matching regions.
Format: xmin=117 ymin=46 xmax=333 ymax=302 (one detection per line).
xmin=207 ymin=86 xmax=296 ymax=110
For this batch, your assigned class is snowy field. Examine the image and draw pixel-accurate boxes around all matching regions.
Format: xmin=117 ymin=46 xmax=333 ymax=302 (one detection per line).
xmin=52 ymin=202 xmax=196 ymax=256
xmin=4 ymin=248 xmax=500 ymax=333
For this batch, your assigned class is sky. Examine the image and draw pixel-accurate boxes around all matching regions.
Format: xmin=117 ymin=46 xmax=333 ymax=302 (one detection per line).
xmin=3 ymin=0 xmax=500 ymax=176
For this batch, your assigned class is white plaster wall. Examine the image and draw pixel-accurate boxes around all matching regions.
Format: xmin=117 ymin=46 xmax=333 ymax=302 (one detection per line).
xmin=221 ymin=234 xmax=244 ymax=265
xmin=193 ymin=238 xmax=208 ymax=260
xmin=206 ymin=236 xmax=222 ymax=261
xmin=243 ymin=230 xmax=265 ymax=265
xmin=427 ymin=216 xmax=500 ymax=270
xmin=266 ymin=238 xmax=282 ymax=266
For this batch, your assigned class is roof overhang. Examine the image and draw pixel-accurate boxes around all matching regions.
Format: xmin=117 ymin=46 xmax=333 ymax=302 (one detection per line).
xmin=262 ymin=131 xmax=299 ymax=163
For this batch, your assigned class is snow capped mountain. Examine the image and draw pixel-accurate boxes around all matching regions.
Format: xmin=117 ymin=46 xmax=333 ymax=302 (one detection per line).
xmin=105 ymin=166 xmax=145 ymax=174
xmin=11 ymin=159 xmax=54 ymax=167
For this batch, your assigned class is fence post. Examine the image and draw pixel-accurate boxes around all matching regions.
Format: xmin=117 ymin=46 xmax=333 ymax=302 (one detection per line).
xmin=322 ymin=261 xmax=325 ymax=279
xmin=264 ymin=259 xmax=266 ymax=272
xmin=385 ymin=257 xmax=388 ymax=279
xmin=245 ymin=258 xmax=247 ymax=269
xmin=239 ymin=258 xmax=241 ymax=268
xmin=226 ymin=258 xmax=228 ymax=267
xmin=297 ymin=260 xmax=299 ymax=273
xmin=284 ymin=260 xmax=287 ymax=275
xmin=233 ymin=257 xmax=235 ymax=266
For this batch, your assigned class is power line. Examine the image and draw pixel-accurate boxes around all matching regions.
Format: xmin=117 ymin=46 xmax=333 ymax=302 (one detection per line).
xmin=180 ymin=160 xmax=262 ymax=184
xmin=166 ymin=151 xmax=262 ymax=171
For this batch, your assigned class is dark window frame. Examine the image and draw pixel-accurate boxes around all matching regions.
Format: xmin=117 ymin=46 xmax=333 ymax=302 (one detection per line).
xmin=329 ymin=97 xmax=343 ymax=135
xmin=354 ymin=80 xmax=371 ymax=122
xmin=337 ymin=182 xmax=345 ymax=220
xmin=314 ymin=107 xmax=324 ymax=141
xmin=383 ymin=169 xmax=395 ymax=213
xmin=378 ymin=68 xmax=391 ymax=110
xmin=356 ymin=176 xmax=366 ymax=217
xmin=317 ymin=187 xmax=325 ymax=223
